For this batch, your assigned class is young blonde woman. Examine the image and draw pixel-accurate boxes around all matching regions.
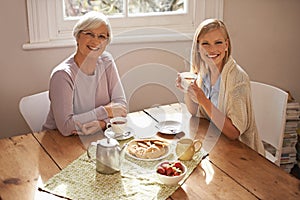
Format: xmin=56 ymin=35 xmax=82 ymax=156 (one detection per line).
xmin=176 ymin=19 xmax=264 ymax=155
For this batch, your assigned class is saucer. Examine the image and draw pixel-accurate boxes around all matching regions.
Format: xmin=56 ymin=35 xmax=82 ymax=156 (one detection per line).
xmin=156 ymin=120 xmax=182 ymax=134
xmin=104 ymin=127 xmax=134 ymax=141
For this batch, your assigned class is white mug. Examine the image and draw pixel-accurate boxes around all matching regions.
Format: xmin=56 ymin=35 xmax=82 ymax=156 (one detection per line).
xmin=106 ymin=117 xmax=127 ymax=136
xmin=180 ymin=72 xmax=197 ymax=91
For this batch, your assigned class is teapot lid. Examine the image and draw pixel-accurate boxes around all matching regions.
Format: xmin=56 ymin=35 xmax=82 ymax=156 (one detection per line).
xmin=98 ymin=138 xmax=119 ymax=147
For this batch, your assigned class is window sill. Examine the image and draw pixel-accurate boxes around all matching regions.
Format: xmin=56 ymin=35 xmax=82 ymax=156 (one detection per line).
xmin=22 ymin=32 xmax=194 ymax=50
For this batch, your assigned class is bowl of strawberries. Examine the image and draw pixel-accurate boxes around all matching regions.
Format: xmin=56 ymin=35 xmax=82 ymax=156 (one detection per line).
xmin=155 ymin=160 xmax=187 ymax=185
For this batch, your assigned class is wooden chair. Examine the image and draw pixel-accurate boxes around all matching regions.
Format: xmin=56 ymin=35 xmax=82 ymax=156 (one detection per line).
xmin=250 ymin=81 xmax=288 ymax=166
xmin=19 ymin=91 xmax=50 ymax=133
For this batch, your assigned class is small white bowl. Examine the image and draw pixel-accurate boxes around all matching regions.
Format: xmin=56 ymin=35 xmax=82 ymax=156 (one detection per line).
xmin=155 ymin=161 xmax=187 ymax=185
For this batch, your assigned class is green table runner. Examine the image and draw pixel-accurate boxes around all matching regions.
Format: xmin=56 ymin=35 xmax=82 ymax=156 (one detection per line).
xmin=41 ymin=142 xmax=205 ymax=200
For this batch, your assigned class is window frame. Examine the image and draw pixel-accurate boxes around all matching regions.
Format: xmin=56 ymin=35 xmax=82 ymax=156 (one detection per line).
xmin=23 ymin=0 xmax=224 ymax=50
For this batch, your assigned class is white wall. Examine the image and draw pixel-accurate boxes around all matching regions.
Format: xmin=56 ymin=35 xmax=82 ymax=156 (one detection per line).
xmin=0 ymin=0 xmax=299 ymax=138
xmin=223 ymin=0 xmax=300 ymax=98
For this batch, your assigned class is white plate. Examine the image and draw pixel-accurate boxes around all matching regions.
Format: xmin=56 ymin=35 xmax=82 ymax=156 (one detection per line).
xmin=104 ymin=127 xmax=134 ymax=141
xmin=156 ymin=120 xmax=182 ymax=134
xmin=125 ymin=139 xmax=171 ymax=161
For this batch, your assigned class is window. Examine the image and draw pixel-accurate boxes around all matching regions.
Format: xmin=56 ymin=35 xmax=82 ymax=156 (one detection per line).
xmin=23 ymin=0 xmax=223 ymax=49
xmin=64 ymin=0 xmax=185 ymax=17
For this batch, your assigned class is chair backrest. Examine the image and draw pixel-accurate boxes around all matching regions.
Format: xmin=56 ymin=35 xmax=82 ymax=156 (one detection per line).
xmin=250 ymin=81 xmax=288 ymax=166
xmin=19 ymin=91 xmax=50 ymax=133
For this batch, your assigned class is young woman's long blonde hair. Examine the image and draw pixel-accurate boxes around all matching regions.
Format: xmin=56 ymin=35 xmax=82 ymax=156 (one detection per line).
xmin=191 ymin=19 xmax=231 ymax=77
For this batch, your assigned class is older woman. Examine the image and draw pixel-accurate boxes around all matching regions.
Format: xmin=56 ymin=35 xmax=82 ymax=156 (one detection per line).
xmin=43 ymin=11 xmax=127 ymax=136
xmin=177 ymin=19 xmax=264 ymax=155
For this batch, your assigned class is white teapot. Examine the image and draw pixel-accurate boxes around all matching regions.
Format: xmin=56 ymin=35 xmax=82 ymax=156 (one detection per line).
xmin=87 ymin=138 xmax=127 ymax=174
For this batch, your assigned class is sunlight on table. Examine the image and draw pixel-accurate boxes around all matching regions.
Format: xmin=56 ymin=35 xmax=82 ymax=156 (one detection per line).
xmin=34 ymin=175 xmax=66 ymax=200
xmin=128 ymin=112 xmax=153 ymax=128
xmin=127 ymin=112 xmax=158 ymax=138
xmin=200 ymin=156 xmax=214 ymax=184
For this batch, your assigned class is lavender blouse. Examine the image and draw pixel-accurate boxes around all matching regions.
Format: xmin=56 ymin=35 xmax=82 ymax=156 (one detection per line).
xmin=43 ymin=51 xmax=127 ymax=136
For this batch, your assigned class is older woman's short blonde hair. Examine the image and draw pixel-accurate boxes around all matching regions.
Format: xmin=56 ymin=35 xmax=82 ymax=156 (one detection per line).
xmin=191 ymin=19 xmax=231 ymax=74
xmin=72 ymin=11 xmax=112 ymax=44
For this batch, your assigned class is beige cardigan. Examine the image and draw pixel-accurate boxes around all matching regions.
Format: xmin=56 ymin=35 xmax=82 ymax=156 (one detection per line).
xmin=199 ymin=56 xmax=265 ymax=155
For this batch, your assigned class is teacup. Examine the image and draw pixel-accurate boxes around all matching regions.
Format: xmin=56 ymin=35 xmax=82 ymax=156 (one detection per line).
xmin=175 ymin=138 xmax=202 ymax=161
xmin=179 ymin=72 xmax=197 ymax=91
xmin=107 ymin=117 xmax=127 ymax=136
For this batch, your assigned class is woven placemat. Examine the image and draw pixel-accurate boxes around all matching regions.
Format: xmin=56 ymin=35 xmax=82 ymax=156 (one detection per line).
xmin=40 ymin=142 xmax=205 ymax=200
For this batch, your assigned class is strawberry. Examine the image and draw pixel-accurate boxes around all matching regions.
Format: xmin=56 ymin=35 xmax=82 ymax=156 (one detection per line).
xmin=173 ymin=162 xmax=184 ymax=171
xmin=166 ymin=167 xmax=174 ymax=176
xmin=157 ymin=166 xmax=166 ymax=175
xmin=173 ymin=171 xmax=181 ymax=176
xmin=157 ymin=161 xmax=185 ymax=177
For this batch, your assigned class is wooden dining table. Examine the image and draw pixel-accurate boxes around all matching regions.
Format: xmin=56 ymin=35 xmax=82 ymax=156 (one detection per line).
xmin=0 ymin=103 xmax=299 ymax=200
